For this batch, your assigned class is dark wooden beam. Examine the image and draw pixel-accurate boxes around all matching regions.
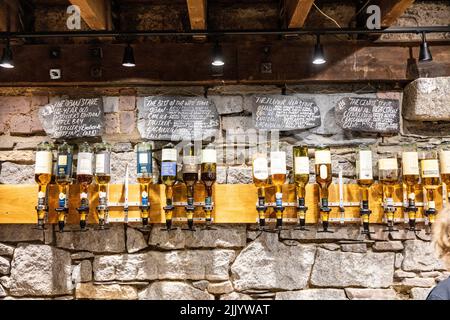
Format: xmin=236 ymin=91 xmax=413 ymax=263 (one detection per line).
xmin=186 ymin=0 xmax=207 ymax=41
xmin=0 ymin=0 xmax=19 ymax=32
xmin=380 ymin=0 xmax=415 ymax=27
xmin=285 ymin=0 xmax=315 ymax=28
xmin=68 ymin=0 xmax=110 ymax=30
xmin=0 ymin=42 xmax=449 ymax=86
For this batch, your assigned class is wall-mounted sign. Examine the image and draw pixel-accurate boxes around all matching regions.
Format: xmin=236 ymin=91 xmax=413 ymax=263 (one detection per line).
xmin=253 ymin=95 xmax=321 ymax=130
xmin=38 ymin=98 xmax=104 ymax=139
xmin=335 ymin=97 xmax=400 ymax=133
xmin=137 ymin=96 xmax=219 ymax=141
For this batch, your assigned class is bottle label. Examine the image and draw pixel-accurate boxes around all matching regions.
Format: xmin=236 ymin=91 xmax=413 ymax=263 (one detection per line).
xmin=358 ymin=150 xmax=373 ymax=179
xmin=35 ymin=151 xmax=53 ymax=174
xmin=137 ymin=152 xmax=152 ymax=174
xmin=202 ymin=149 xmax=217 ymax=164
xmin=402 ymin=152 xmax=419 ymax=175
xmin=439 ymin=150 xmax=450 ymax=174
xmin=429 ymin=201 xmax=436 ymax=209
xmin=59 ymin=192 xmax=66 ymax=208
xmin=253 ymin=157 xmax=269 ymax=180
xmin=161 ymin=162 xmax=177 ymax=176
xmin=319 ymin=164 xmax=328 ymax=180
xmin=379 ymin=158 xmax=397 ymax=170
xmin=294 ymin=156 xmax=309 ymax=175
xmin=57 ymin=154 xmax=72 ymax=176
xmin=421 ymin=159 xmax=439 ymax=178
xmin=141 ymin=191 xmax=148 ymax=206
xmin=162 ymin=149 xmax=177 ymax=162
xmin=77 ymin=152 xmax=93 ymax=175
xmin=275 ymin=192 xmax=282 ymax=207
xmin=205 ymin=196 xmax=212 ymax=206
xmin=270 ymin=151 xmax=286 ymax=175
xmin=183 ymin=156 xmax=198 ymax=173
xmin=38 ymin=191 xmax=45 ymax=199
xmin=409 ymin=192 xmax=415 ymax=200
xmin=80 ymin=192 xmax=88 ymax=199
xmin=315 ymin=150 xmax=331 ymax=164
xmin=95 ymin=153 xmax=110 ymax=175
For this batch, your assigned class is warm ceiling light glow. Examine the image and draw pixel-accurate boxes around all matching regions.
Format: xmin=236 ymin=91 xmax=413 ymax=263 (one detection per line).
xmin=212 ymin=42 xmax=224 ymax=66
xmin=312 ymin=35 xmax=326 ymax=65
xmin=0 ymin=41 xmax=14 ymax=69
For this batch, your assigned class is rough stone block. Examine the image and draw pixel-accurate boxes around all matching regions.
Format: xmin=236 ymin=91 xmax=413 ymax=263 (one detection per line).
xmin=0 ymin=151 xmax=34 ymax=163
xmin=76 ymin=283 xmax=138 ymax=300
xmin=30 ymin=109 xmax=45 ymax=133
xmin=0 ymin=284 xmax=5 ymax=298
xmin=0 ymin=136 xmax=15 ymax=150
xmin=0 ymin=256 xmax=10 ymax=275
xmin=231 ymin=232 xmax=316 ymax=291
xmin=402 ymin=240 xmax=445 ymax=272
xmin=102 ymin=96 xmax=119 ymax=113
xmin=280 ymin=225 xmax=365 ymax=242
xmin=55 ymin=224 xmax=125 ymax=253
xmin=0 ymin=96 xmax=31 ymax=114
xmin=0 ymin=225 xmax=44 ymax=242
xmin=341 ymin=243 xmax=367 ymax=253
xmin=192 ymin=280 xmax=209 ymax=291
xmin=394 ymin=270 xmax=416 ymax=279
xmin=221 ymin=116 xmax=254 ymax=131
xmin=119 ymin=96 xmax=136 ymax=111
xmin=207 ymin=280 xmax=234 ymax=295
xmin=310 ymin=248 xmax=395 ymax=288
xmin=126 ymin=227 xmax=147 ymax=253
xmin=227 ymin=166 xmax=252 ymax=184
xmin=403 ymin=77 xmax=450 ymax=121
xmin=104 ymin=113 xmax=120 ymax=135
xmin=399 ymin=277 xmax=435 ymax=288
xmin=139 ymin=281 xmax=214 ymax=300
xmin=209 ymin=95 xmax=244 ymax=114
xmin=120 ymin=111 xmax=136 ymax=134
xmin=31 ymin=95 xmax=49 ymax=108
xmin=220 ymin=292 xmax=253 ymax=300
xmin=111 ymin=152 xmax=138 ymax=184
xmin=94 ymin=249 xmax=235 ymax=282
xmin=345 ymin=288 xmax=399 ymax=300
xmin=275 ymin=289 xmax=347 ymax=300
xmin=373 ymin=241 xmax=404 ymax=252
xmin=9 ymin=244 xmax=72 ymax=296
xmin=149 ymin=224 xmax=247 ymax=250
xmin=0 ymin=162 xmax=34 ymax=184
xmin=410 ymin=287 xmax=432 ymax=300
xmin=0 ymin=243 xmax=14 ymax=256
xmin=9 ymin=115 xmax=32 ymax=135
xmin=71 ymin=252 xmax=95 ymax=261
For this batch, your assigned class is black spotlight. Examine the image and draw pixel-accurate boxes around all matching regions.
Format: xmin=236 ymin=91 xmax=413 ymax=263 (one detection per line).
xmin=419 ymin=32 xmax=432 ymax=62
xmin=312 ymin=34 xmax=326 ymax=65
xmin=211 ymin=42 xmax=224 ymax=67
xmin=0 ymin=40 xmax=14 ymax=69
xmin=122 ymin=44 xmax=136 ymax=67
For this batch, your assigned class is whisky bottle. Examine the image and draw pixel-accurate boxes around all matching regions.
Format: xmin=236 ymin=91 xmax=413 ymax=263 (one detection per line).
xmin=55 ymin=141 xmax=73 ymax=231
xmin=252 ymin=153 xmax=269 ymax=227
xmin=182 ymin=143 xmax=198 ymax=230
xmin=356 ymin=144 xmax=374 ymax=233
xmin=94 ymin=142 xmax=112 ymax=228
xmin=439 ymin=142 xmax=450 ymax=203
xmin=401 ymin=143 xmax=420 ymax=230
xmin=161 ymin=143 xmax=178 ymax=230
xmin=136 ymin=142 xmax=153 ymax=227
xmin=270 ymin=150 xmax=286 ymax=228
xmin=201 ymin=145 xmax=217 ymax=225
xmin=76 ymin=142 xmax=94 ymax=230
xmin=419 ymin=146 xmax=440 ymax=227
xmin=35 ymin=141 xmax=54 ymax=229
xmin=378 ymin=152 xmax=399 ymax=231
xmin=293 ymin=145 xmax=309 ymax=229
xmin=314 ymin=145 xmax=332 ymax=232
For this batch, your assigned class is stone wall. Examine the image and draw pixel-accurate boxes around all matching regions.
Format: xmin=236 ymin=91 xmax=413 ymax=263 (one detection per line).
xmin=0 ymin=79 xmax=450 ymax=299
xmin=0 ymin=224 xmax=448 ymax=300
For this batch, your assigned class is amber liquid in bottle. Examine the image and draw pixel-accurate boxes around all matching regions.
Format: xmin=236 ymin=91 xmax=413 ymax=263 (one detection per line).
xmin=201 ymin=147 xmax=217 ymax=224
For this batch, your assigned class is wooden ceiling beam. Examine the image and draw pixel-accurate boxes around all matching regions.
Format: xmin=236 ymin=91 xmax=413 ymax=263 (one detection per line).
xmin=285 ymin=0 xmax=315 ymax=28
xmin=380 ymin=0 xmax=415 ymax=26
xmin=68 ymin=0 xmax=110 ymax=30
xmin=186 ymin=0 xmax=207 ymax=41
xmin=0 ymin=0 xmax=19 ymax=32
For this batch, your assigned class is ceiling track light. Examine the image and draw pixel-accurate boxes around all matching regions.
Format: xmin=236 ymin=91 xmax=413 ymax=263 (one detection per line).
xmin=419 ymin=32 xmax=432 ymax=62
xmin=0 ymin=39 xmax=14 ymax=69
xmin=312 ymin=34 xmax=326 ymax=65
xmin=122 ymin=43 xmax=136 ymax=67
xmin=211 ymin=42 xmax=224 ymax=67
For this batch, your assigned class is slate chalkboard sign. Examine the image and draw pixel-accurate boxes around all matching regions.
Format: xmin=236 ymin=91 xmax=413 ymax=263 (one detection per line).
xmin=253 ymin=95 xmax=321 ymax=130
xmin=335 ymin=97 xmax=400 ymax=133
xmin=39 ymin=98 xmax=104 ymax=139
xmin=137 ymin=96 xmax=219 ymax=141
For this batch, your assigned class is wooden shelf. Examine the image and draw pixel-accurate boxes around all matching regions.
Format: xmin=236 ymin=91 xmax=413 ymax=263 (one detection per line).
xmin=0 ymin=183 xmax=444 ymax=224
